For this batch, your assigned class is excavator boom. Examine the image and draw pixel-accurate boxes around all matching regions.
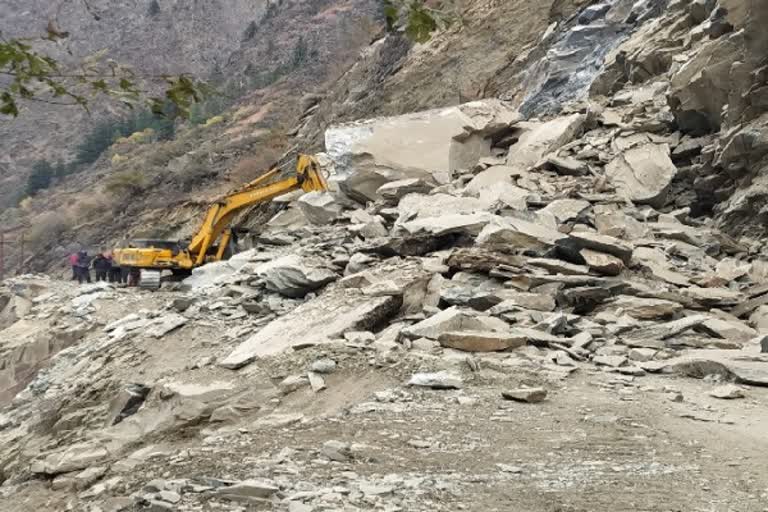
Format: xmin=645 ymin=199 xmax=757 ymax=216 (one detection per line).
xmin=112 ymin=154 xmax=328 ymax=286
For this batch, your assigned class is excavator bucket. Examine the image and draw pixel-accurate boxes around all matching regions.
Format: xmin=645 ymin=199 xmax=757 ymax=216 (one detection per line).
xmin=297 ymin=154 xmax=329 ymax=193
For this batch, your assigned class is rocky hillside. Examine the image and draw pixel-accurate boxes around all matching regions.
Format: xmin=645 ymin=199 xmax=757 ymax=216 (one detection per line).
xmin=2 ymin=96 xmax=768 ymax=511
xmin=2 ymin=0 xmax=768 ymax=510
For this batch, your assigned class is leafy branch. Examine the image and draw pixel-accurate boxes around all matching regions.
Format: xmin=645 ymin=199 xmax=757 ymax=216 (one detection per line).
xmin=0 ymin=31 xmax=208 ymax=118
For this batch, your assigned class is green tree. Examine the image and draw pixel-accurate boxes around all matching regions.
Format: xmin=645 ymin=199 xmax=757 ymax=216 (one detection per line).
xmin=26 ymin=160 xmax=55 ymax=196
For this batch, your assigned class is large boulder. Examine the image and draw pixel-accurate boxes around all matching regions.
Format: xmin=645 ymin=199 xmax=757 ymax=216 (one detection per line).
xmin=297 ymin=191 xmax=342 ymax=225
xmin=505 ymin=114 xmax=587 ymax=169
xmin=325 ymin=100 xmax=519 ymax=203
xmin=256 ymin=255 xmax=337 ymax=298
xmin=605 ymin=143 xmax=678 ymax=208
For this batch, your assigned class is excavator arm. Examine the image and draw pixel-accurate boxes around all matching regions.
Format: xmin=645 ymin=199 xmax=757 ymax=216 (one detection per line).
xmin=112 ymin=154 xmax=328 ymax=281
xmin=187 ymin=154 xmax=328 ymax=265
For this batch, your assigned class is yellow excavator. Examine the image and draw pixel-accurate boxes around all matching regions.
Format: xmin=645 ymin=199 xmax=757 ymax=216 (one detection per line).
xmin=113 ymin=154 xmax=328 ymax=288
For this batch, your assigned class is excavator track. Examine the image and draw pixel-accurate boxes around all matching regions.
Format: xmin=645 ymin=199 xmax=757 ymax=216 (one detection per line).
xmin=139 ymin=270 xmax=162 ymax=290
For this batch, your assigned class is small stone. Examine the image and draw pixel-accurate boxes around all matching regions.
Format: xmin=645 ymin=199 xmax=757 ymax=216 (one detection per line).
xmin=310 ymin=358 xmax=337 ymax=374
xmin=344 ymin=330 xmax=376 ymax=344
xmin=322 ymin=440 xmax=353 ymax=462
xmin=593 ymin=354 xmax=627 ymax=368
xmin=709 ymin=385 xmax=745 ymax=400
xmin=157 ymin=490 xmax=181 ymax=504
xmin=497 ymin=464 xmax=524 ymax=474
xmin=278 ymin=375 xmax=310 ymax=394
xmin=501 ymin=387 xmax=547 ymax=403
xmin=580 ymin=249 xmax=625 ymax=276
xmin=628 ymin=348 xmax=657 ymax=362
xmin=307 ymin=372 xmax=327 ymax=393
xmin=216 ymin=479 xmax=280 ymax=499
xmin=408 ymin=439 xmax=432 ymax=449
xmin=408 ymin=371 xmax=463 ymax=390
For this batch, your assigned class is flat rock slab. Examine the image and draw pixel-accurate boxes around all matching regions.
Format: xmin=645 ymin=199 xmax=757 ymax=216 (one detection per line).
xmin=408 ymin=371 xmax=463 ymax=389
xmin=558 ymin=232 xmax=634 ymax=264
xmin=660 ymin=350 xmax=768 ymax=387
xmin=681 ymin=286 xmax=742 ymax=307
xmin=488 ymin=293 xmax=556 ymax=313
xmin=438 ymin=330 xmax=527 ymax=352
xmin=709 ymin=384 xmax=745 ymax=399
xmin=216 ymin=479 xmax=279 ymax=499
xmin=399 ymin=212 xmax=495 ymax=237
xmin=477 ymin=217 xmax=568 ymax=250
xmin=401 ymin=306 xmax=486 ymax=340
xmin=220 ymin=290 xmax=400 ymax=369
xmin=605 ymin=295 xmax=683 ymax=320
xmin=502 ymin=387 xmax=547 ymax=403
xmin=623 ymin=314 xmax=708 ymax=341
xmin=527 ymin=258 xmax=590 ymax=276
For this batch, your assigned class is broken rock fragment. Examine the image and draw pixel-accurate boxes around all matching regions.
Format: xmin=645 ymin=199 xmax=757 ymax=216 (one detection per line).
xmin=501 ymin=387 xmax=547 ymax=403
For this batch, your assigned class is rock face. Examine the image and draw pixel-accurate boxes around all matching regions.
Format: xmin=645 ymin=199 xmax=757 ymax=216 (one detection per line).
xmin=325 ymin=99 xmax=519 ymax=202
xmin=605 ymin=143 xmax=678 ymax=207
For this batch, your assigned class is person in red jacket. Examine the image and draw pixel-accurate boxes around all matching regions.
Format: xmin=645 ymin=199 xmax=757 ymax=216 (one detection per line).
xmin=68 ymin=253 xmax=78 ymax=281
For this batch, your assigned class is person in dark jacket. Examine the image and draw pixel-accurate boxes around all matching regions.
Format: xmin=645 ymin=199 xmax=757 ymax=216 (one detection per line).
xmin=75 ymin=251 xmax=92 ymax=284
xmin=92 ymin=253 xmax=111 ymax=282
xmin=107 ymin=254 xmax=122 ymax=283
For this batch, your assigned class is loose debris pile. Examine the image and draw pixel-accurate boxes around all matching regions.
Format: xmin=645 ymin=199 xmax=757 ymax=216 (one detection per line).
xmin=2 ymin=0 xmax=768 ymax=510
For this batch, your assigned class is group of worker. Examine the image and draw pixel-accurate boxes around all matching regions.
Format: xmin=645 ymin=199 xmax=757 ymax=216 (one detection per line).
xmin=68 ymin=250 xmax=139 ymax=285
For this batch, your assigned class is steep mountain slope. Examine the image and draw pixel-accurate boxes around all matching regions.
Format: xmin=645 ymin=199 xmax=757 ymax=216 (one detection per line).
xmin=0 ymin=0 xmax=273 ymax=208
xmin=0 ymin=0 xmax=383 ymax=273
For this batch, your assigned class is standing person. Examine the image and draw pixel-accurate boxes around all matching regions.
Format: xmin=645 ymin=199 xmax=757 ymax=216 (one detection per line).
xmin=120 ymin=265 xmax=131 ymax=285
xmin=68 ymin=252 xmax=79 ymax=280
xmin=75 ymin=250 xmax=92 ymax=284
xmin=92 ymin=253 xmax=110 ymax=282
xmin=107 ymin=254 xmax=122 ymax=283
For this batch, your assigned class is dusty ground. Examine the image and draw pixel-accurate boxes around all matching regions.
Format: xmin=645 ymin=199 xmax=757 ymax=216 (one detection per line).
xmin=4 ymin=346 xmax=766 ymax=512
